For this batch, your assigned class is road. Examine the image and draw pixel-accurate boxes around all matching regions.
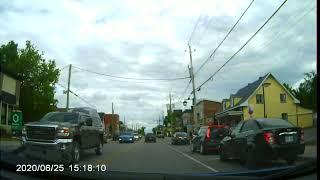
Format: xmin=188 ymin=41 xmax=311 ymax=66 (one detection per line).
xmin=74 ymin=137 xmax=310 ymax=174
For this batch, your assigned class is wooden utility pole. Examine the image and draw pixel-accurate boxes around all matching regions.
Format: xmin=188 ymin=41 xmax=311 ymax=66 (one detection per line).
xmin=66 ymin=64 xmax=72 ymax=110
xmin=188 ymin=44 xmax=197 ymax=106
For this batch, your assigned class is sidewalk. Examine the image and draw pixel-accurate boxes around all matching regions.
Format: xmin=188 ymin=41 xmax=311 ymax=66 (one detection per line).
xmin=0 ymin=137 xmax=22 ymax=153
xmin=298 ymin=144 xmax=317 ymax=161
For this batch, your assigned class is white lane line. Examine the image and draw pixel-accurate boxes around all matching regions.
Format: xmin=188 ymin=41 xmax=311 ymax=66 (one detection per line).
xmin=163 ymin=141 xmax=219 ymax=172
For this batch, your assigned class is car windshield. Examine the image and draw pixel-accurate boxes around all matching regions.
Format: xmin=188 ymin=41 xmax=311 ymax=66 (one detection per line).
xmin=39 ymin=112 xmax=78 ymax=123
xmin=0 ymin=0 xmax=316 ymax=177
xmin=120 ymin=132 xmax=133 ymax=136
xmin=257 ymin=119 xmax=295 ymax=128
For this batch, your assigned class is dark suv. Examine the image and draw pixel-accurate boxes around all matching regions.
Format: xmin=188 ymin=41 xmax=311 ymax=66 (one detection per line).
xmin=22 ymin=109 xmax=104 ymax=164
xmin=219 ymin=118 xmax=305 ymax=169
xmin=191 ymin=125 xmax=229 ymax=154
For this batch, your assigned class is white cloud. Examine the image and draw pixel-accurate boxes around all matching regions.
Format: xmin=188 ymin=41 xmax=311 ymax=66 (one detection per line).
xmin=0 ymin=0 xmax=316 ymax=127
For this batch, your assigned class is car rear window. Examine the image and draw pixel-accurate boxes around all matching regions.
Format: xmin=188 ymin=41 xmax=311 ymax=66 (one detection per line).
xmin=210 ymin=128 xmax=229 ymax=137
xmin=257 ymin=118 xmax=295 ymax=128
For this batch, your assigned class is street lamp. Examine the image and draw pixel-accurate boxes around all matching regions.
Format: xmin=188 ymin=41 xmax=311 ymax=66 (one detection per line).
xmin=262 ymin=82 xmax=271 ymax=118
xmin=183 ymin=100 xmax=187 ymax=106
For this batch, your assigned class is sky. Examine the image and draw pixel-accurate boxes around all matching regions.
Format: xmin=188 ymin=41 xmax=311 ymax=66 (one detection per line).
xmin=0 ymin=0 xmax=316 ymax=132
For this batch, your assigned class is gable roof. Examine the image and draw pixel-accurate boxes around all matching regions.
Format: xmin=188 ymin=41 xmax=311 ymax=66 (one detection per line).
xmin=233 ymin=73 xmax=268 ymax=107
xmin=223 ymin=73 xmax=300 ymax=111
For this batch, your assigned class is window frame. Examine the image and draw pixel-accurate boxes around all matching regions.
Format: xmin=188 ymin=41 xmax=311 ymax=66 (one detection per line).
xmin=280 ymin=93 xmax=287 ymax=103
xmin=256 ymin=94 xmax=264 ymax=104
xmin=281 ymin=113 xmax=288 ymax=120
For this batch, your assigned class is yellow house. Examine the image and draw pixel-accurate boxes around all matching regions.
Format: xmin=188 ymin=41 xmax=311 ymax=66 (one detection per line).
xmin=216 ymin=73 xmax=314 ymax=128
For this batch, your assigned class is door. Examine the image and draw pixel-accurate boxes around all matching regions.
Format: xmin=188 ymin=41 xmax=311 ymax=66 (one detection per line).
xmin=226 ymin=121 xmax=244 ymax=158
xmin=92 ymin=117 xmax=103 ymax=146
xmin=194 ymin=127 xmax=205 ymax=150
xmin=80 ymin=115 xmax=92 ymax=148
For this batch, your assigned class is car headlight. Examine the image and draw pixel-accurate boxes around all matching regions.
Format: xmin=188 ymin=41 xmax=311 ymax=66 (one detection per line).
xmin=119 ymin=138 xmax=122 ymax=141
xmin=129 ymin=138 xmax=132 ymax=140
xmin=57 ymin=127 xmax=70 ymax=137
xmin=22 ymin=126 xmax=27 ymax=136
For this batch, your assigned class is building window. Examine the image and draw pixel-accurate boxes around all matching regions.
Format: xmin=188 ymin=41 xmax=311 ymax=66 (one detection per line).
xmin=256 ymin=94 xmax=264 ymax=104
xmin=281 ymin=113 xmax=288 ymax=120
xmin=280 ymin=93 xmax=286 ymax=103
xmin=1 ymin=103 xmax=7 ymax=125
xmin=8 ymin=106 xmax=13 ymax=125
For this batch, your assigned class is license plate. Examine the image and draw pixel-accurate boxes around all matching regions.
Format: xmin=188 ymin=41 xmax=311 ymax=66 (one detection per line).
xmin=285 ymin=135 xmax=294 ymax=143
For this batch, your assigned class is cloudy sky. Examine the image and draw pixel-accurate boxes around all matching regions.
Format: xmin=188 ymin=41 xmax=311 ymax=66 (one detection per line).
xmin=0 ymin=0 xmax=316 ymax=131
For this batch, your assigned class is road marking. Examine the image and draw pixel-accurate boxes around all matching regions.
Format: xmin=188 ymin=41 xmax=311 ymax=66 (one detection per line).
xmin=162 ymin=140 xmax=219 ymax=172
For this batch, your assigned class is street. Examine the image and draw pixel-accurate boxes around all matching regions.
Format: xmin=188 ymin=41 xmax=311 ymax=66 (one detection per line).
xmin=68 ymin=137 xmax=312 ymax=174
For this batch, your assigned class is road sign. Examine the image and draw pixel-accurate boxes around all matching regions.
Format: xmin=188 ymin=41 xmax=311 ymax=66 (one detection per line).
xmin=248 ymin=105 xmax=254 ymax=115
xmin=11 ymin=111 xmax=23 ymax=127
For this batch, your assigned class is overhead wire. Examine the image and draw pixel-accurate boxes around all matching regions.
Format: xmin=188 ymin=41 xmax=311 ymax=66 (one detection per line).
xmin=56 ymin=82 xmax=97 ymax=108
xmin=73 ymin=65 xmax=189 ymax=81
xmin=190 ymin=0 xmax=288 ymax=95
xmin=194 ymin=0 xmax=256 ymax=75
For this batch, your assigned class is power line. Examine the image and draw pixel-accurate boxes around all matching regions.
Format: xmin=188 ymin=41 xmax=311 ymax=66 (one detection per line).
xmin=59 ymin=65 xmax=69 ymax=71
xmin=191 ymin=0 xmax=288 ymax=95
xmin=187 ymin=15 xmax=202 ymax=45
xmin=179 ymin=79 xmax=192 ymax=101
xmin=56 ymin=82 xmax=97 ymax=108
xmin=194 ymin=0 xmax=256 ymax=75
xmin=73 ymin=65 xmax=190 ymax=81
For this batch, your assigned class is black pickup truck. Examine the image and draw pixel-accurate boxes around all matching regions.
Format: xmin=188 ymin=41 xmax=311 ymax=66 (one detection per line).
xmin=21 ymin=110 xmax=104 ymax=164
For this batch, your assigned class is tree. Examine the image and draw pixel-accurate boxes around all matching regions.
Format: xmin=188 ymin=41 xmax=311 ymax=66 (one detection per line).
xmin=1 ymin=40 xmax=60 ymax=122
xmin=295 ymin=71 xmax=317 ymax=112
xmin=283 ymin=71 xmax=317 ymax=112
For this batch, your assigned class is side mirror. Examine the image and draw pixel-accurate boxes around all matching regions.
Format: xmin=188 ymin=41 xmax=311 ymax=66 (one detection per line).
xmin=86 ymin=118 xmax=93 ymax=126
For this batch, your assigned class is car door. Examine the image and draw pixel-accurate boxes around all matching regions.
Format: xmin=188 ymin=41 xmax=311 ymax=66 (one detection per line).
xmin=225 ymin=121 xmax=244 ymax=158
xmin=92 ymin=117 xmax=102 ymax=146
xmin=234 ymin=120 xmax=257 ymax=159
xmin=194 ymin=128 xmax=205 ymax=150
xmin=79 ymin=115 xmax=91 ymax=149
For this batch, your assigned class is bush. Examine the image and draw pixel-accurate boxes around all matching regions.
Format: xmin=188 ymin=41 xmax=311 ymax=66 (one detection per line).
xmin=0 ymin=127 xmax=9 ymax=137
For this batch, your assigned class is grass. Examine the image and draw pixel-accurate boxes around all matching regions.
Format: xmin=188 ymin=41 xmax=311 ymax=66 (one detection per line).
xmin=0 ymin=136 xmax=20 ymax=142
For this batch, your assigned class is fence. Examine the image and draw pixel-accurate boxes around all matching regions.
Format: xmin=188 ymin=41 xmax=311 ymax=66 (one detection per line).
xmin=288 ymin=112 xmax=315 ymax=128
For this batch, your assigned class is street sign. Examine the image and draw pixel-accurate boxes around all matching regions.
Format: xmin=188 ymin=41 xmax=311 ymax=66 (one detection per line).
xmin=248 ymin=105 xmax=254 ymax=115
xmin=11 ymin=111 xmax=23 ymax=128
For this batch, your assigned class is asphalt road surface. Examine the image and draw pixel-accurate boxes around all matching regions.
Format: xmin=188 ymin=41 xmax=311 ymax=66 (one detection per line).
xmin=75 ymin=137 xmax=309 ymax=174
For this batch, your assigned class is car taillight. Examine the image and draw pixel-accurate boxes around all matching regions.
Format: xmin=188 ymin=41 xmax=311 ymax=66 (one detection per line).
xmin=206 ymin=128 xmax=211 ymax=140
xmin=263 ymin=132 xmax=275 ymax=145
xmin=300 ymin=129 xmax=304 ymax=143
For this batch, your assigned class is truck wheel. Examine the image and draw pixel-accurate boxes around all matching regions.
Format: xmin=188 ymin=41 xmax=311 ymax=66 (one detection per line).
xmin=95 ymin=139 xmax=103 ymax=155
xmin=219 ymin=145 xmax=227 ymax=161
xmin=71 ymin=141 xmax=80 ymax=164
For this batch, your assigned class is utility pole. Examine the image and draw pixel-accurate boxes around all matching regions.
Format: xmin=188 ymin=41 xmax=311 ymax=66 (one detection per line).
xmin=188 ymin=44 xmax=197 ymax=106
xmin=66 ymin=64 xmax=72 ymax=110
xmin=188 ymin=44 xmax=197 ymax=132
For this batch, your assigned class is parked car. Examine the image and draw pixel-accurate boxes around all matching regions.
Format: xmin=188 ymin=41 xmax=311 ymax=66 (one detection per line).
xmin=119 ymin=132 xmax=134 ymax=143
xmin=171 ymin=132 xmax=189 ymax=145
xmin=191 ymin=125 xmax=229 ymax=154
xmin=219 ymin=118 xmax=305 ymax=169
xmin=21 ymin=110 xmax=104 ymax=164
xmin=133 ymin=133 xmax=140 ymax=141
xmin=145 ymin=133 xmax=156 ymax=143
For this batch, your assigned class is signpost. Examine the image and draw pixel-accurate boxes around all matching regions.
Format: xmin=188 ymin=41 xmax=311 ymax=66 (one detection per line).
xmin=248 ymin=105 xmax=254 ymax=119
xmin=11 ymin=110 xmax=23 ymax=135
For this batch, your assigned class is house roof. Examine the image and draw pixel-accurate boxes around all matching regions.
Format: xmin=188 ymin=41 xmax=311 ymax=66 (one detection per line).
xmin=217 ymin=72 xmax=300 ymax=115
xmin=233 ymin=73 xmax=268 ymax=107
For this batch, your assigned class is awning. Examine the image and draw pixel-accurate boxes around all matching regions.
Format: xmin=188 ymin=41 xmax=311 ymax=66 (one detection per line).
xmin=216 ymin=110 xmax=243 ymax=118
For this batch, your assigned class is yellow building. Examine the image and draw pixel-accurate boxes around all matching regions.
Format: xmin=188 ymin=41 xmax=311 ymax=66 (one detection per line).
xmin=216 ymin=73 xmax=314 ymax=128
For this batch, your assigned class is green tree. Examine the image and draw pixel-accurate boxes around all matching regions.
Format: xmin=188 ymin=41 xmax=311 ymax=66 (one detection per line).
xmin=283 ymin=71 xmax=317 ymax=112
xmin=1 ymin=40 xmax=60 ymax=122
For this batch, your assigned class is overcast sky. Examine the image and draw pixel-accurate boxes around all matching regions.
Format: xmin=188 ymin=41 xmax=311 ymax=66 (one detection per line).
xmin=0 ymin=0 xmax=316 ymax=132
